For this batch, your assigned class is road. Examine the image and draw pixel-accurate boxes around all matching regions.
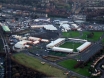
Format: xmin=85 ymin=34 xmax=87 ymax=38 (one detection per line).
xmin=96 ymin=59 xmax=104 ymax=78
xmin=0 ymin=27 xmax=11 ymax=78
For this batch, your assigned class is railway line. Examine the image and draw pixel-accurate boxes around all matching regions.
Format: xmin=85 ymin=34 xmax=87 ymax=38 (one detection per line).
xmin=0 ymin=27 xmax=11 ymax=78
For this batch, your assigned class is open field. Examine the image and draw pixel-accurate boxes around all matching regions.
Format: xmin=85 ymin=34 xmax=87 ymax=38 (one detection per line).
xmin=62 ymin=31 xmax=80 ymax=38
xmin=60 ymin=42 xmax=82 ymax=52
xmin=62 ymin=31 xmax=103 ymax=41
xmin=12 ymin=53 xmax=68 ymax=78
xmin=81 ymin=31 xmax=103 ymax=41
xmin=58 ymin=59 xmax=91 ymax=77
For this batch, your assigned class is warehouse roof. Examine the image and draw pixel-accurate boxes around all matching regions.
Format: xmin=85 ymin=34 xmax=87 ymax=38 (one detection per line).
xmin=43 ymin=25 xmax=57 ymax=30
xmin=14 ymin=40 xmax=29 ymax=49
xmin=31 ymin=24 xmax=57 ymax=30
xmin=71 ymin=24 xmax=78 ymax=28
xmin=60 ymin=24 xmax=71 ymax=30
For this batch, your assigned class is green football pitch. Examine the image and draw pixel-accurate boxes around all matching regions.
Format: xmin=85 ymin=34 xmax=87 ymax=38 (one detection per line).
xmin=60 ymin=42 xmax=82 ymax=52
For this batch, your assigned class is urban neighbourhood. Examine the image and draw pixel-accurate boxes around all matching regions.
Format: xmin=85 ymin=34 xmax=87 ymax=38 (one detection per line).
xmin=0 ymin=0 xmax=104 ymax=78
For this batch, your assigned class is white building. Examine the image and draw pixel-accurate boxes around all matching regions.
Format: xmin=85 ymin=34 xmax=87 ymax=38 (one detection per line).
xmin=31 ymin=25 xmax=44 ymax=28
xmin=68 ymin=38 xmax=87 ymax=43
xmin=41 ymin=39 xmax=49 ymax=42
xmin=34 ymin=18 xmax=50 ymax=22
xmin=46 ymin=38 xmax=65 ymax=48
xmin=77 ymin=42 xmax=91 ymax=52
xmin=59 ymin=21 xmax=69 ymax=25
xmin=77 ymin=28 xmax=82 ymax=31
xmin=33 ymin=41 xmax=40 ymax=45
xmin=60 ymin=24 xmax=71 ymax=31
xmin=14 ymin=40 xmax=30 ymax=49
xmin=31 ymin=24 xmax=57 ymax=30
xmin=12 ymin=35 xmax=22 ymax=40
xmin=52 ymin=47 xmax=73 ymax=53
xmin=71 ymin=24 xmax=79 ymax=29
xmin=43 ymin=25 xmax=57 ymax=30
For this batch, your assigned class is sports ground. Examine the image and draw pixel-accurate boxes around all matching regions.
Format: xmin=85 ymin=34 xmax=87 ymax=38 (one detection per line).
xmin=60 ymin=42 xmax=82 ymax=52
xmin=59 ymin=31 xmax=104 ymax=77
xmin=48 ymin=41 xmax=82 ymax=57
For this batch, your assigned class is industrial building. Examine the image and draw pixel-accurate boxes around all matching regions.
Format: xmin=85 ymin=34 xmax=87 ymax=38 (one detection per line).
xmin=60 ymin=24 xmax=71 ymax=32
xmin=12 ymin=35 xmax=49 ymax=51
xmin=31 ymin=24 xmax=57 ymax=30
xmin=1 ymin=25 xmax=11 ymax=32
xmin=71 ymin=24 xmax=79 ymax=29
xmin=14 ymin=40 xmax=30 ymax=50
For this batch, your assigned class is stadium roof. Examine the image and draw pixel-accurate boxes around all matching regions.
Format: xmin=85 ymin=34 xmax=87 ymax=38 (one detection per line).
xmin=46 ymin=38 xmax=65 ymax=48
xmin=52 ymin=47 xmax=73 ymax=53
xmin=77 ymin=42 xmax=91 ymax=52
xmin=2 ymin=26 xmax=10 ymax=32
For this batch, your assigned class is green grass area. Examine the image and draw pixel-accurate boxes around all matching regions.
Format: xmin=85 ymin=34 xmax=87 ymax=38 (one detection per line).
xmin=12 ymin=53 xmax=68 ymax=78
xmin=60 ymin=42 xmax=82 ymax=52
xmin=49 ymin=51 xmax=67 ymax=57
xmin=62 ymin=31 xmax=80 ymax=38
xmin=58 ymin=59 xmax=91 ymax=77
xmin=81 ymin=31 xmax=103 ymax=41
xmin=62 ymin=31 xmax=103 ymax=42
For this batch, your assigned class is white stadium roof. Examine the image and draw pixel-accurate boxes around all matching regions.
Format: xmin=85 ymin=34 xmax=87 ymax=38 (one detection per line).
xmin=52 ymin=47 xmax=73 ymax=53
xmin=77 ymin=42 xmax=91 ymax=52
xmin=46 ymin=38 xmax=65 ymax=48
xmin=68 ymin=38 xmax=87 ymax=42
